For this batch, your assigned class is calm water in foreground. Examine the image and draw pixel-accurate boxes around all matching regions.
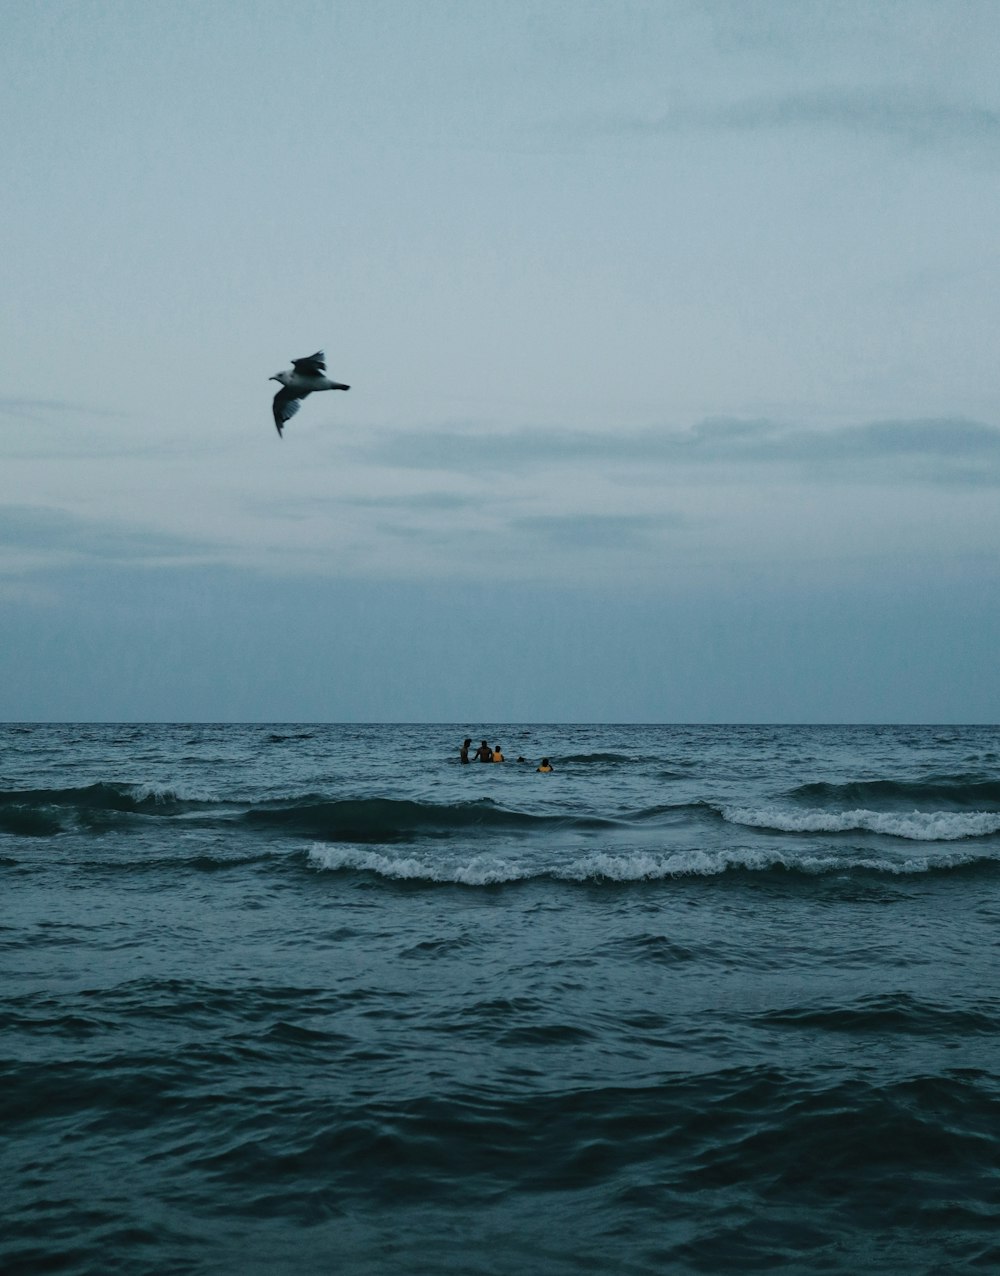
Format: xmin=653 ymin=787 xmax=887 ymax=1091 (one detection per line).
xmin=2 ymin=723 xmax=998 ymax=1274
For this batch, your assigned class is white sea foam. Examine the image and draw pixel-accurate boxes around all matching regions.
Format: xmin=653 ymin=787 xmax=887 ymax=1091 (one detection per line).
xmin=552 ymin=849 xmax=792 ymax=880
xmin=307 ymin=844 xmax=529 ymax=885
xmin=307 ymin=842 xmax=995 ymax=883
xmin=128 ymin=781 xmax=214 ymax=804
xmin=722 ymin=806 xmax=1000 ymax=842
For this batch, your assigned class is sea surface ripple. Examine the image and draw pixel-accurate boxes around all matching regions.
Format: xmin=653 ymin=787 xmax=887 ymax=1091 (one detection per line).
xmin=2 ymin=723 xmax=998 ymax=1274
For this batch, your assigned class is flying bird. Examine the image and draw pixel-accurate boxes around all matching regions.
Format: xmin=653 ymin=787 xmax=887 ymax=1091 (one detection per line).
xmin=269 ymin=351 xmax=350 ymax=436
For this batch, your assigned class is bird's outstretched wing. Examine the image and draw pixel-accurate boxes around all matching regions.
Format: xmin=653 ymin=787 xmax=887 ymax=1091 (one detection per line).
xmin=272 ymin=388 xmax=303 ymax=436
xmin=292 ymin=351 xmax=326 ymax=376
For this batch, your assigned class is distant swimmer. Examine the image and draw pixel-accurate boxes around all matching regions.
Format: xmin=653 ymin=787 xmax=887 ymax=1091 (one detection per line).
xmin=270 ymin=351 xmax=350 ymax=437
xmin=473 ymin=740 xmax=493 ymax=763
xmin=492 ymin=745 xmax=505 ymax=762
xmin=537 ymin=758 xmax=553 ymax=773
xmin=459 ymin=738 xmax=472 ymax=764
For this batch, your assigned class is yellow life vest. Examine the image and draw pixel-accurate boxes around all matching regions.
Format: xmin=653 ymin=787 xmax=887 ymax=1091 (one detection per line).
xmin=493 ymin=752 xmax=504 ymax=762
xmin=537 ymin=764 xmax=552 ymax=773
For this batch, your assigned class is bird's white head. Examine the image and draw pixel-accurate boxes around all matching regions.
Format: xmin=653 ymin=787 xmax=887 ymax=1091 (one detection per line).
xmin=270 ymin=371 xmax=292 ymax=386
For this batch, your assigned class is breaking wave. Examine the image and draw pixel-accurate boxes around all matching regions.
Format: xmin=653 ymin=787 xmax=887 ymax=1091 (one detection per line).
xmin=5 ymin=778 xmax=999 ymax=849
xmin=0 ymin=783 xmax=201 ymax=813
xmin=723 ymin=806 xmax=1000 ymax=841
xmin=306 ymin=843 xmax=1000 ymax=884
xmin=0 ymin=783 xmax=213 ymax=834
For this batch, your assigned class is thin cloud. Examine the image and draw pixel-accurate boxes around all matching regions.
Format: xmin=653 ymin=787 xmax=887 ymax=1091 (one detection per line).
xmin=0 ymin=397 xmax=125 ymax=421
xmin=0 ymin=505 xmax=216 ymax=565
xmin=355 ymin=427 xmax=652 ymax=474
xmin=0 ymin=396 xmax=174 ymax=462
xmin=344 ymin=491 xmax=479 ymax=513
xmin=690 ymin=416 xmax=1000 ymax=484
xmin=511 ymin=513 xmax=683 ymax=549
xmin=601 ymin=87 xmax=1000 ymax=154
xmin=357 ymin=417 xmax=1000 ymax=483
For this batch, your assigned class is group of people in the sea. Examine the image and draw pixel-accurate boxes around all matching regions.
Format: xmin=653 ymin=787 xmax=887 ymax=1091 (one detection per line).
xmin=459 ymin=738 xmax=553 ymax=772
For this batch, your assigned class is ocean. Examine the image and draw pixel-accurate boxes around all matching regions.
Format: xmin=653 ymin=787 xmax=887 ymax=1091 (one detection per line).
xmin=2 ymin=723 xmax=998 ymax=1274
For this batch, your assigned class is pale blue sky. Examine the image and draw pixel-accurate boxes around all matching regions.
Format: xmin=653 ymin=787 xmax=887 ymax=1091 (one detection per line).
xmin=3 ymin=0 xmax=1000 ymax=721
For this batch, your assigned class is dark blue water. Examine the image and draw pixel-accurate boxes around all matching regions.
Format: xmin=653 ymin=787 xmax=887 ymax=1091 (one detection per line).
xmin=2 ymin=724 xmax=998 ymax=1274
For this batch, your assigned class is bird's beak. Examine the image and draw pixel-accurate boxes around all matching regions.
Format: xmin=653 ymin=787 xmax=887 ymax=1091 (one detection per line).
xmin=268 ymin=375 xmax=278 ymax=382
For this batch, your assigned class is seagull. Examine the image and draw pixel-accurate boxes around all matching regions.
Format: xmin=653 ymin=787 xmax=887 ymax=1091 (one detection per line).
xmin=269 ymin=351 xmax=350 ymax=437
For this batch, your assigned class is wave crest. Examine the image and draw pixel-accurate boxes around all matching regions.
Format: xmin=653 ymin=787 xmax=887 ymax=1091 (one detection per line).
xmin=789 ymin=777 xmax=1000 ymax=810
xmin=307 ymin=845 xmax=529 ymax=885
xmin=561 ymin=752 xmax=635 ymax=764
xmin=306 ymin=843 xmax=999 ymax=885
xmin=723 ymin=805 xmax=1000 ymax=841
xmin=247 ymin=797 xmax=617 ymax=843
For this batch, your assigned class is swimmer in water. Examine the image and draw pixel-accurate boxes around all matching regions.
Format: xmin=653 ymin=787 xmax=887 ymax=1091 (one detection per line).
xmin=473 ymin=740 xmax=492 ymax=763
xmin=492 ymin=744 xmax=505 ymax=762
xmin=460 ymin=738 xmax=472 ymax=764
xmin=537 ymin=758 xmax=553 ymax=773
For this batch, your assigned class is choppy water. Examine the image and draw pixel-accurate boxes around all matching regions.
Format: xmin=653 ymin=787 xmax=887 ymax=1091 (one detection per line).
xmin=2 ymin=723 xmax=998 ymax=1274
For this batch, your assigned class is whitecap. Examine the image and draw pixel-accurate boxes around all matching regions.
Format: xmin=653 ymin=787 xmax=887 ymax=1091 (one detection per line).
xmin=306 ymin=844 xmax=529 ymax=885
xmin=721 ymin=806 xmax=1000 ymax=842
xmin=306 ymin=839 xmax=998 ymax=884
xmin=127 ymin=781 xmax=215 ymax=804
